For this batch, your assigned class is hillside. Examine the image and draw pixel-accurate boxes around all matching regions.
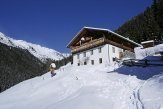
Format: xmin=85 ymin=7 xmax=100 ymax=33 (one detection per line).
xmin=0 ymin=32 xmax=67 ymax=62
xmin=0 ymin=42 xmax=47 ymax=92
xmin=0 ymin=32 xmax=71 ymax=92
xmin=116 ymin=0 xmax=163 ymax=43
xmin=0 ymin=64 xmax=162 ymax=109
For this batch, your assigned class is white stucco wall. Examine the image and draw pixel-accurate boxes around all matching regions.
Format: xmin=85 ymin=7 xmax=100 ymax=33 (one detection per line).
xmin=108 ymin=45 xmax=123 ymax=64
xmin=73 ymin=44 xmax=123 ymax=66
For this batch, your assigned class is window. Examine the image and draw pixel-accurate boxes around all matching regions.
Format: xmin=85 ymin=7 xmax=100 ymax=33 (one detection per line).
xmin=112 ymin=57 xmax=115 ymax=62
xmin=99 ymin=58 xmax=102 ymax=64
xmin=77 ymin=54 xmax=80 ymax=59
xmin=83 ymin=52 xmax=86 ymax=57
xmin=98 ymin=47 xmax=102 ymax=53
xmin=113 ymin=57 xmax=118 ymax=62
xmin=91 ymin=60 xmax=94 ymax=65
xmin=112 ymin=47 xmax=115 ymax=53
xmin=91 ymin=50 xmax=93 ymax=55
xmin=84 ymin=61 xmax=87 ymax=65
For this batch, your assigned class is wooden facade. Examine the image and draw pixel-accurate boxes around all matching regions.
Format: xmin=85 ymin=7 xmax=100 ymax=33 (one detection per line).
xmin=67 ymin=27 xmax=140 ymax=54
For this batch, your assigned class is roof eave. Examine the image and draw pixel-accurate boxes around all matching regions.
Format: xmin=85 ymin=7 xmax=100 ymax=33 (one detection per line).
xmin=67 ymin=27 xmax=87 ymax=48
xmin=67 ymin=26 xmax=142 ymax=48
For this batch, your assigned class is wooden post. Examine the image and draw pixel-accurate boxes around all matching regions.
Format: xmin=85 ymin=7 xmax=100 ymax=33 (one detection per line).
xmin=145 ymin=59 xmax=148 ymax=66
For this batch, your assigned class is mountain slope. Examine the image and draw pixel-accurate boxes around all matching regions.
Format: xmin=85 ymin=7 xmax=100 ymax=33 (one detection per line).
xmin=0 ymin=32 xmax=67 ymax=62
xmin=0 ymin=42 xmax=47 ymax=92
xmin=0 ymin=32 xmax=70 ymax=92
xmin=0 ymin=64 xmax=162 ymax=109
xmin=116 ymin=0 xmax=163 ymax=43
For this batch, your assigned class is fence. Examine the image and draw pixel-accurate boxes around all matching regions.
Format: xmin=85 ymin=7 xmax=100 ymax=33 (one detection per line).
xmin=122 ymin=59 xmax=163 ymax=67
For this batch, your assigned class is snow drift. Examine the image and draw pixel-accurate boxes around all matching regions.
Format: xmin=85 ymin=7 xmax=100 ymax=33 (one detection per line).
xmin=0 ymin=64 xmax=163 ymax=109
xmin=134 ymin=44 xmax=163 ymax=59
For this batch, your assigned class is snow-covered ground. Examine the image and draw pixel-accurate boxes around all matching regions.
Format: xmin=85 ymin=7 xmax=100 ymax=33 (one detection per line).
xmin=135 ymin=44 xmax=163 ymax=59
xmin=0 ymin=64 xmax=163 ymax=109
xmin=0 ymin=32 xmax=69 ymax=62
xmin=140 ymin=74 xmax=163 ymax=109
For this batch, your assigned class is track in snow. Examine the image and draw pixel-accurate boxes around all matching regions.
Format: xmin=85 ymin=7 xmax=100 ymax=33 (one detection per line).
xmin=130 ymin=81 xmax=146 ymax=109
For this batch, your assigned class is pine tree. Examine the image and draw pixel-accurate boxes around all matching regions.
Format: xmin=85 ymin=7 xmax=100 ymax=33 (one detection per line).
xmin=157 ymin=0 xmax=163 ymax=30
xmin=152 ymin=0 xmax=158 ymax=21
xmin=116 ymin=0 xmax=163 ymax=43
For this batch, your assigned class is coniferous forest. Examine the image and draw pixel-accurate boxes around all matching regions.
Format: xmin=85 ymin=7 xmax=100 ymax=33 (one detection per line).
xmin=0 ymin=42 xmax=72 ymax=92
xmin=116 ymin=0 xmax=163 ymax=43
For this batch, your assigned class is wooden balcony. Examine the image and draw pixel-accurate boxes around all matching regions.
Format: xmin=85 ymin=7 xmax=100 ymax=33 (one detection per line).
xmin=71 ymin=37 xmax=105 ymax=53
xmin=105 ymin=39 xmax=134 ymax=52
xmin=71 ymin=37 xmax=134 ymax=53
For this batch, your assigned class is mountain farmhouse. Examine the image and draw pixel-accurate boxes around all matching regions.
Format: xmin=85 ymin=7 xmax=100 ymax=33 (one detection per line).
xmin=67 ymin=27 xmax=141 ymax=66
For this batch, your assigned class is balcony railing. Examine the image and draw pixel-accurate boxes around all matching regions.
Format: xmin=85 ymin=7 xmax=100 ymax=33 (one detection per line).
xmin=71 ymin=37 xmax=134 ymax=53
xmin=71 ymin=37 xmax=105 ymax=53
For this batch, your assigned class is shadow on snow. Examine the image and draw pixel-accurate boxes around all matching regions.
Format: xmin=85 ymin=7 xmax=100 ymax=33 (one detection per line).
xmin=110 ymin=56 xmax=163 ymax=80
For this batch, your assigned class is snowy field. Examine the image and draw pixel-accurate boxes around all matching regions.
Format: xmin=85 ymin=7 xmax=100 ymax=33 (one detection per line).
xmin=0 ymin=64 xmax=163 ymax=109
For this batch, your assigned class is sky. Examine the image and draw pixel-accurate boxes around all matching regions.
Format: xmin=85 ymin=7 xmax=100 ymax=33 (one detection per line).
xmin=0 ymin=0 xmax=153 ymax=53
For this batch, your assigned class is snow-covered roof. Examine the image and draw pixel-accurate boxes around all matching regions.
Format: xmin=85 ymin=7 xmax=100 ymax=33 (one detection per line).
xmin=67 ymin=26 xmax=142 ymax=48
xmin=141 ymin=40 xmax=154 ymax=44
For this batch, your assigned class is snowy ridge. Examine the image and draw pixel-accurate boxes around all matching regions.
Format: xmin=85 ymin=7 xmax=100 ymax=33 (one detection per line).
xmin=0 ymin=64 xmax=162 ymax=109
xmin=0 ymin=32 xmax=69 ymax=61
